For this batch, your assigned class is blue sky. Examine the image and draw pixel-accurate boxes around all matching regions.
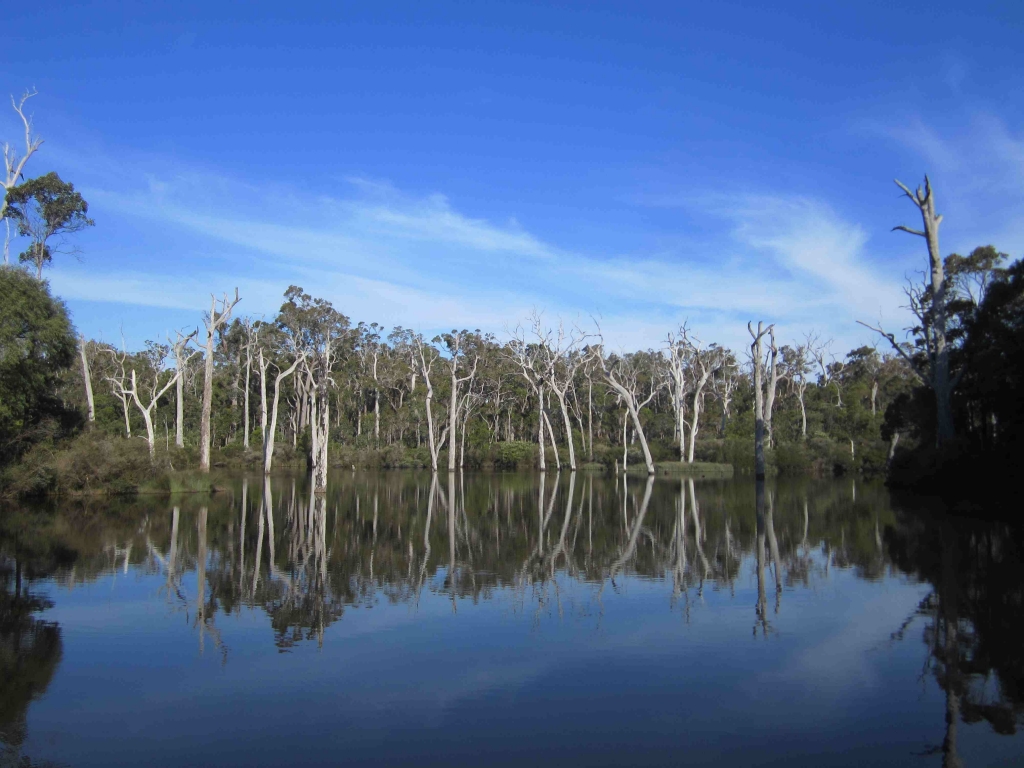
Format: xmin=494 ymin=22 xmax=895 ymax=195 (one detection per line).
xmin=3 ymin=1 xmax=1022 ymax=354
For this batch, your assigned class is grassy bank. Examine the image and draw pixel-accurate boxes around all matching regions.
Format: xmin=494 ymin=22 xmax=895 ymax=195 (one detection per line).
xmin=2 ymin=429 xmax=879 ymax=499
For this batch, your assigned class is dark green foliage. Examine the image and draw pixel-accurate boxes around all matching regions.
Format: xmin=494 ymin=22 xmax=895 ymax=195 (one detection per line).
xmin=887 ymin=253 xmax=1024 ymax=498
xmin=492 ymin=441 xmax=536 ymax=470
xmin=4 ymin=172 xmax=94 ymax=278
xmin=0 ymin=268 xmax=79 ymax=465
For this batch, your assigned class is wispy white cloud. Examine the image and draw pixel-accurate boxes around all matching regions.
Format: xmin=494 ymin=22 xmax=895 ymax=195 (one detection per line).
xmin=873 ymin=112 xmax=1024 ymax=256
xmin=44 ymin=145 xmax=925 ymax=354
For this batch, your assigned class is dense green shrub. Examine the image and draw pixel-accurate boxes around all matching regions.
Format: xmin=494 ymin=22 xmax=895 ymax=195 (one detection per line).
xmin=493 ymin=441 xmax=536 ymax=470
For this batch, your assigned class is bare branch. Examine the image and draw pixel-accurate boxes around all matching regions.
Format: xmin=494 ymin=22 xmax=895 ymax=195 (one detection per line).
xmin=892 ymin=225 xmax=926 ymax=237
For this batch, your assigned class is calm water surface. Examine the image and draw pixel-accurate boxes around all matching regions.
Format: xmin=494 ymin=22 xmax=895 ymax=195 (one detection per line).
xmin=1 ymin=471 xmax=1021 ymax=767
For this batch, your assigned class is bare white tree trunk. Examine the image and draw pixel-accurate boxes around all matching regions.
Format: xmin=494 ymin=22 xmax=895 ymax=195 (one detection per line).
xmin=587 ymin=376 xmax=594 ymax=461
xmin=243 ymin=334 xmax=252 ymax=450
xmin=750 ymin=322 xmax=769 ymax=479
xmin=120 ymin=368 xmax=180 ymax=460
xmin=1 ymin=90 xmax=44 ymax=227
xmin=543 ymin=407 xmax=561 ymax=470
xmin=258 ymin=348 xmax=269 ymax=446
xmin=537 ymin=384 xmax=547 ymax=471
xmin=78 ymin=335 xmax=95 ymax=423
xmin=417 ymin=341 xmax=446 ymax=473
xmin=621 ymin=410 xmax=628 ymax=472
xmin=312 ymin=390 xmax=329 ymax=491
xmin=169 ymin=329 xmax=197 ymax=449
xmin=553 ymin=389 xmax=577 ymax=470
xmin=200 ymin=290 xmax=240 ymax=472
xmin=599 ymin=349 xmax=659 ymax=476
xmin=264 ymin=356 xmax=301 ymax=474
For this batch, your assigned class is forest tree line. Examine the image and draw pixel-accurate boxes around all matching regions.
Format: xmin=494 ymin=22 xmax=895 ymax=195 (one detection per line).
xmin=2 ymin=91 xmax=1023 ymax=496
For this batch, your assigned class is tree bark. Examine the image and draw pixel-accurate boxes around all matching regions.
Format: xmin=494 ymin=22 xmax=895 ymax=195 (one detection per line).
xmin=264 ymin=357 xmax=301 ymax=474
xmin=749 ymin=322 xmax=773 ymax=481
xmin=243 ymin=343 xmax=252 ymax=450
xmin=200 ymin=291 xmax=240 ymax=472
xmin=553 ymin=390 xmax=577 ymax=470
xmin=603 ymin=374 xmax=656 ymax=475
xmin=79 ymin=336 xmax=95 ymax=423
xmin=893 ymin=177 xmax=954 ymax=446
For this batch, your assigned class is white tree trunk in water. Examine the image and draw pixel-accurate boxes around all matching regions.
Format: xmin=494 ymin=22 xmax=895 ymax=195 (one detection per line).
xmin=78 ymin=335 xmax=95 ymax=423
xmin=446 ymin=347 xmax=477 ymax=473
xmin=264 ymin=356 xmax=301 ymax=474
xmin=748 ymin=322 xmax=775 ymax=480
xmin=587 ymin=377 xmax=594 ymax=461
xmin=416 ymin=341 xmax=447 ymax=473
xmin=542 ymin=407 xmax=561 ymax=470
xmin=537 ymin=384 xmax=547 ymax=471
xmin=243 ymin=340 xmax=252 ymax=450
xmin=665 ymin=330 xmax=691 ymax=461
xmin=258 ymin=349 xmax=269 ymax=447
xmin=553 ymin=389 xmax=577 ymax=470
xmin=200 ymin=290 xmax=240 ymax=472
xmin=621 ymin=411 xmax=628 ymax=473
xmin=312 ymin=392 xmax=329 ymax=491
xmin=601 ymin=362 xmax=658 ymax=475
xmin=170 ymin=329 xmax=198 ymax=449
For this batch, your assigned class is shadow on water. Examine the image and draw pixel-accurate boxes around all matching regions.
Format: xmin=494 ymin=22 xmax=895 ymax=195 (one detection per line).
xmin=1 ymin=471 xmax=1021 ymax=766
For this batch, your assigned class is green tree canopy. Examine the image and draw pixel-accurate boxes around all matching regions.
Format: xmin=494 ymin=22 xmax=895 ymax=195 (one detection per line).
xmin=0 ymin=267 xmax=77 ymax=463
xmin=4 ymin=172 xmax=94 ymax=278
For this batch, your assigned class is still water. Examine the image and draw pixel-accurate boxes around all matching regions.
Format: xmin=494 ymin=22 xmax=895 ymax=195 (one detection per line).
xmin=1 ymin=471 xmax=1021 ymax=767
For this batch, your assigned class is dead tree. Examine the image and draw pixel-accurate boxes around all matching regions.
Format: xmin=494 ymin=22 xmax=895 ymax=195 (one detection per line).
xmin=199 ymin=290 xmax=241 ymax=472
xmin=416 ymin=336 xmax=448 ymax=473
xmin=809 ymin=337 xmax=843 ymax=407
xmin=598 ymin=347 xmax=660 ymax=475
xmin=439 ymin=330 xmax=479 ymax=473
xmin=78 ymin=335 xmax=95 ymax=423
xmin=784 ymin=334 xmax=817 ymax=440
xmin=169 ymin=328 xmax=199 ymax=448
xmin=859 ymin=177 xmax=955 ymax=447
xmin=748 ymin=321 xmax=779 ymax=480
xmin=295 ymin=316 xmax=345 ymax=493
xmin=680 ymin=329 xmax=724 ymax=464
xmin=104 ymin=344 xmax=133 ymax=438
xmin=240 ymin=319 xmax=259 ymax=450
xmin=664 ymin=328 xmax=692 ymax=461
xmin=712 ymin=353 xmax=737 ymax=437
xmin=263 ymin=351 xmax=303 ymax=474
xmin=2 ymin=90 xmax=43 ymax=265
xmin=514 ymin=315 xmax=590 ymax=471
xmin=507 ymin=328 xmax=548 ymax=471
xmin=113 ymin=342 xmax=180 ymax=459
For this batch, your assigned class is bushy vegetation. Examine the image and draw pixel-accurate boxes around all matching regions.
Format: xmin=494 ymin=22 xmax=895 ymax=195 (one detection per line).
xmin=0 ymin=185 xmax=1021 ymax=503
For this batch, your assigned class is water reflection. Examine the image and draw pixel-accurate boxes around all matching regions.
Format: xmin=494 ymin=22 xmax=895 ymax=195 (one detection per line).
xmin=1 ymin=472 xmax=1022 ymax=766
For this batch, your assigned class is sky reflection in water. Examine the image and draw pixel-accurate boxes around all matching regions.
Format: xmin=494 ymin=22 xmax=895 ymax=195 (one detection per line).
xmin=1 ymin=471 xmax=1021 ymax=767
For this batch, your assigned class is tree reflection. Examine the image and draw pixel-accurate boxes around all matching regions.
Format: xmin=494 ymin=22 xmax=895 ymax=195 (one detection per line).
xmin=888 ymin=507 xmax=1024 ymax=762
xmin=0 ymin=558 xmax=62 ymax=766
xmin=2 ymin=472 xmax=1022 ymax=762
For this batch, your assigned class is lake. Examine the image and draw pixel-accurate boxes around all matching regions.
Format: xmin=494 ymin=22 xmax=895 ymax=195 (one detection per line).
xmin=1 ymin=471 xmax=1021 ymax=767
